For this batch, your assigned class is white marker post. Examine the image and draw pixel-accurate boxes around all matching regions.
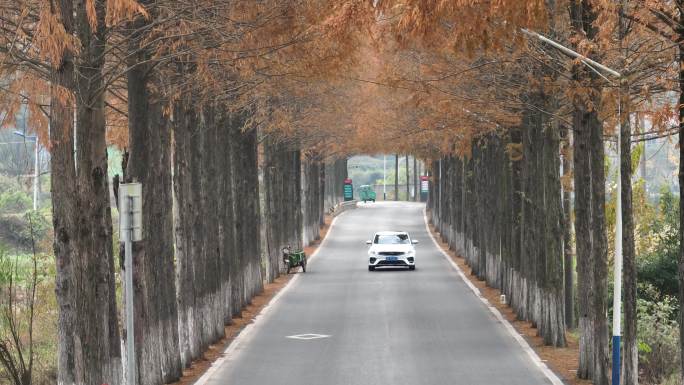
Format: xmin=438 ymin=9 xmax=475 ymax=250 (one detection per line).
xmin=119 ymin=183 xmax=142 ymax=385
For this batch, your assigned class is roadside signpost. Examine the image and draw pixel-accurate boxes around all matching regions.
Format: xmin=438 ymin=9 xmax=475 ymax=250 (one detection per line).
xmin=343 ymin=178 xmax=353 ymax=201
xmin=119 ymin=183 xmax=142 ymax=385
xmin=420 ymin=175 xmax=429 ymax=202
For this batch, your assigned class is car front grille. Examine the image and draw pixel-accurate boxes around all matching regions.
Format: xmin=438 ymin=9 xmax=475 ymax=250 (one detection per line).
xmin=378 ymin=251 xmax=404 ymax=256
xmin=377 ymin=260 xmax=408 ymax=266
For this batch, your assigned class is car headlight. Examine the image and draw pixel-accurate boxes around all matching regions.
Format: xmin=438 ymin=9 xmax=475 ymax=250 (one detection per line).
xmin=369 ymin=250 xmax=378 ymax=256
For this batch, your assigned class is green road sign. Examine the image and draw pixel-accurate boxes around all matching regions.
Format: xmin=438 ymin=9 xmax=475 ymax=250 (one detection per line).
xmin=343 ymin=178 xmax=353 ymax=201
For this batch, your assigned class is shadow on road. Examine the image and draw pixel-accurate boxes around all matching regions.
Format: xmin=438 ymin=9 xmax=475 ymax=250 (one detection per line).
xmin=369 ymin=267 xmax=414 ymax=273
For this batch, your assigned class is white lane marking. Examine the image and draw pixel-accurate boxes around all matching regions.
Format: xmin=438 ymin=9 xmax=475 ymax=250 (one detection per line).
xmin=193 ymin=211 xmax=347 ymax=385
xmin=286 ymin=333 xmax=331 ymax=340
xmin=422 ymin=208 xmax=564 ymax=385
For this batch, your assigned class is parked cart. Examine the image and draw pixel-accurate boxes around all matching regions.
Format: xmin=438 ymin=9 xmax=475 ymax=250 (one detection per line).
xmin=282 ymin=245 xmax=307 ymax=273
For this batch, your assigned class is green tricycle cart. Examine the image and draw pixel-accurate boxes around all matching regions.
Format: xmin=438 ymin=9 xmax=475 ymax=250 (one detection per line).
xmin=359 ymin=185 xmax=376 ymax=203
xmin=282 ymin=245 xmax=307 ymax=274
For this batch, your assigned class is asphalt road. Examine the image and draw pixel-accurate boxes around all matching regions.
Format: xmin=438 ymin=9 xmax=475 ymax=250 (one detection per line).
xmin=201 ymin=202 xmax=554 ymax=385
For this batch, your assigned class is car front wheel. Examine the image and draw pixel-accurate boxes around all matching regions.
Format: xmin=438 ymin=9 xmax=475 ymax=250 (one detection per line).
xmin=408 ymin=266 xmax=415 ymax=271
xmin=368 ymin=266 xmax=375 ymax=271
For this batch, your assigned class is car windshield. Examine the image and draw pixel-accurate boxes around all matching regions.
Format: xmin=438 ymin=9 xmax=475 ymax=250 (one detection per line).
xmin=374 ymin=234 xmax=410 ymax=244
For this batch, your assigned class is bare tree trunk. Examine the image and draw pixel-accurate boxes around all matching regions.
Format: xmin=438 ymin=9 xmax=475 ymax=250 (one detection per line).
xmin=51 ymin=43 xmax=78 ymax=385
xmin=202 ymin=105 xmax=224 ymax=344
xmin=215 ymin=110 xmax=235 ymax=327
xmin=561 ymin=129 xmax=574 ymax=330
xmin=620 ymin=91 xmax=638 ymax=385
xmin=509 ymin=128 xmax=523 ymax=320
xmin=573 ymin=103 xmax=594 ymax=380
xmin=262 ymin=139 xmax=280 ymax=282
xmin=678 ymin=32 xmax=684 ymax=385
xmin=589 ymin=102 xmax=610 ymax=385
xmin=126 ymin=28 xmax=182 ymax=382
xmin=49 ymin=1 xmax=123 ymax=383
xmin=542 ymin=115 xmax=566 ymax=347
xmin=172 ymin=100 xmax=196 ymax=368
xmin=569 ymin=2 xmax=610 ymax=382
xmin=228 ymin=112 xmax=245 ymax=317
xmin=230 ymin=121 xmax=262 ymax=307
xmin=413 ymin=157 xmax=419 ymax=201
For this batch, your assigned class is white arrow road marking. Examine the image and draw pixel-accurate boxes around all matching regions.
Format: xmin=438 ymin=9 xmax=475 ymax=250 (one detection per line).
xmin=286 ymin=334 xmax=331 ymax=340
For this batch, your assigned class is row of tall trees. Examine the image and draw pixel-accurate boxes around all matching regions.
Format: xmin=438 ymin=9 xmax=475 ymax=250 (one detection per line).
xmin=129 ymin=98 xmax=346 ymax=385
xmin=429 ymin=116 xmax=566 ymax=349
xmin=364 ymin=1 xmax=681 ymax=384
xmin=262 ymin=138 xmax=347 ymax=283
xmin=0 ymin=1 xmax=356 ymax=384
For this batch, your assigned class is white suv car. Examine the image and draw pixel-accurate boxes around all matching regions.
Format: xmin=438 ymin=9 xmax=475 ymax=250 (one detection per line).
xmin=366 ymin=231 xmax=418 ymax=271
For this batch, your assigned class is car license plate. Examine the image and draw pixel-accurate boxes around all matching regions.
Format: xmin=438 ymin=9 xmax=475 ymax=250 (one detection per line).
xmin=386 ymin=256 xmax=398 ymax=261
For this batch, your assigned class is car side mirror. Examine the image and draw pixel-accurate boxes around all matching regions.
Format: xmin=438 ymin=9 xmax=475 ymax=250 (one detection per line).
xmin=366 ymin=240 xmax=372 ymax=245
xmin=412 ymin=240 xmax=419 ymax=244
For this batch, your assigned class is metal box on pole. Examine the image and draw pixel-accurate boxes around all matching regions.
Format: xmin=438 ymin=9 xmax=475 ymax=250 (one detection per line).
xmin=119 ymin=183 xmax=142 ymax=242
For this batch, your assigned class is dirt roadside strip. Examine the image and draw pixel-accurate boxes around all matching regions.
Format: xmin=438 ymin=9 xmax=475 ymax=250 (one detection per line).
xmin=170 ymin=214 xmax=335 ymax=385
xmin=426 ymin=220 xmax=591 ymax=385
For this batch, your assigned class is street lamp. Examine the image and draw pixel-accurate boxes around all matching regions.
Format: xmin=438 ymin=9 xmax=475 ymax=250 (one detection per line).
xmin=13 ymin=130 xmax=39 ymax=210
xmin=383 ymin=155 xmax=387 ymax=200
xmin=522 ymin=28 xmax=623 ymax=385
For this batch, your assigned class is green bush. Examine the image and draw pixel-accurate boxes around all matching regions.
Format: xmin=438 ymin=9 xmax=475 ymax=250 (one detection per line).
xmin=637 ymin=286 xmax=681 ymax=384
xmin=23 ymin=210 xmax=50 ymax=243
xmin=0 ymin=174 xmax=18 ymax=194
xmin=634 ymin=190 xmax=681 ymax=384
xmin=0 ymin=190 xmax=31 ymax=214
xmin=638 ymin=252 xmax=678 ymax=301
xmin=637 ymin=189 xmax=680 ymax=300
xmin=0 ymin=209 xmax=49 ymax=251
xmin=0 ymin=248 xmax=57 ymax=385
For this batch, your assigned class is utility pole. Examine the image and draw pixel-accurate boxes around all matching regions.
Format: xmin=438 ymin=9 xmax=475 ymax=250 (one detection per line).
xmin=383 ymin=155 xmax=387 ymax=200
xmin=405 ymin=155 xmax=409 ymax=201
xmin=413 ymin=157 xmax=418 ymax=201
xmin=13 ymin=131 xmax=39 ymax=210
xmin=394 ymin=154 xmax=399 ymax=201
xmin=119 ymin=183 xmax=142 ymax=385
xmin=438 ymin=159 xmax=442 ymax=226
xmin=522 ymin=28 xmax=623 ymax=385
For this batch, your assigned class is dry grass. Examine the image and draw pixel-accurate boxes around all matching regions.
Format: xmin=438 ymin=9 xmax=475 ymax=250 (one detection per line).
xmin=170 ymin=215 xmax=333 ymax=385
xmin=428 ymin=223 xmax=591 ymax=385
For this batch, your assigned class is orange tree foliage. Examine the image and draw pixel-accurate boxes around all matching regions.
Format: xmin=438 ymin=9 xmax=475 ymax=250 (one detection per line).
xmin=0 ymin=0 xmax=147 ymax=146
xmin=0 ymin=0 xmax=679 ymax=161
xmin=261 ymin=0 xmax=678 ymax=159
